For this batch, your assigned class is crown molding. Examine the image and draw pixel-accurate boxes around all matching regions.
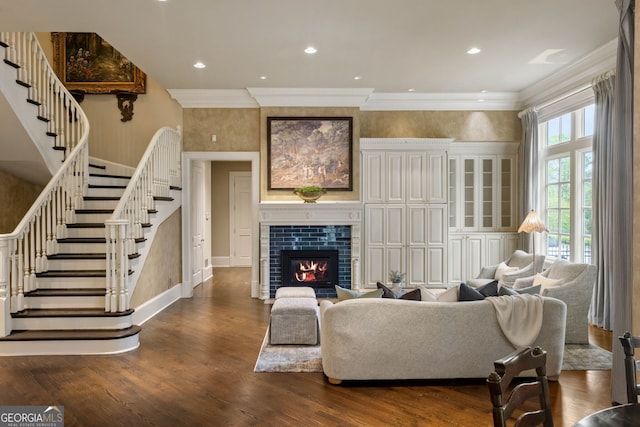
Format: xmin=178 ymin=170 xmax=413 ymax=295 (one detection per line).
xmin=361 ymin=92 xmax=521 ymax=111
xmin=517 ymin=39 xmax=617 ymax=109
xmin=167 ymin=89 xmax=259 ymax=108
xmin=246 ymin=87 xmax=374 ymax=107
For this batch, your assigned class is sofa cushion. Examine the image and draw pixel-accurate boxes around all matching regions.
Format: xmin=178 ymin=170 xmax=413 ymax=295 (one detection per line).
xmin=335 ymin=286 xmax=383 ymax=301
xmin=545 ymin=258 xmax=588 ymax=281
xmin=507 ymin=250 xmax=534 ymax=269
xmin=533 ymin=273 xmax=563 ymax=292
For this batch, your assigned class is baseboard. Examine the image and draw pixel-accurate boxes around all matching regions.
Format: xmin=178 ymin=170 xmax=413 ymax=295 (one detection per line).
xmin=132 ymin=283 xmax=182 ymax=326
xmin=211 ymin=256 xmax=230 ymax=267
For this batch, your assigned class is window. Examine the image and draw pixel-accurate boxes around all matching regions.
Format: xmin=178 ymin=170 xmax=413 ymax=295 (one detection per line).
xmin=539 ymin=103 xmax=593 ymax=263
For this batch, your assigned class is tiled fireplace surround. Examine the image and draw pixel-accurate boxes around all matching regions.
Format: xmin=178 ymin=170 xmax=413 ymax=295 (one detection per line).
xmin=259 ymin=202 xmax=363 ymax=299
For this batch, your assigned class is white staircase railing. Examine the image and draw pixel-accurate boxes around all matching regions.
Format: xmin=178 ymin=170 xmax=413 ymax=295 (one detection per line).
xmin=0 ymin=32 xmax=89 ymax=337
xmin=105 ymin=126 xmax=182 ymax=313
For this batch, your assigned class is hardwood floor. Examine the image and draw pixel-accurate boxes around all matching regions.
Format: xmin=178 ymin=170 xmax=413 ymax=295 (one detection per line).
xmin=0 ymin=268 xmax=615 ymax=426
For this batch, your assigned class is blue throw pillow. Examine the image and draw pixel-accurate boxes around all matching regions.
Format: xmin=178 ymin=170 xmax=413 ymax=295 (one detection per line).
xmin=477 ymin=280 xmax=499 ymax=297
xmin=498 ymin=284 xmax=542 ymax=296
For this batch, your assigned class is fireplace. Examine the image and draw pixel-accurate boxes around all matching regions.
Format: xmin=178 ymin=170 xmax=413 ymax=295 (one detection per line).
xmin=280 ymin=250 xmax=339 ymax=288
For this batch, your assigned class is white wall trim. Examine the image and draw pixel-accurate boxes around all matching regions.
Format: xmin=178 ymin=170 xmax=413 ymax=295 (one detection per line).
xmin=211 ymin=256 xmax=230 ymax=267
xmin=132 ymin=283 xmax=182 ymax=326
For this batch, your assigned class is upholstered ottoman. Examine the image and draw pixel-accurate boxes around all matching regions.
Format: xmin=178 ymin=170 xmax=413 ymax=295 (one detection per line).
xmin=275 ymin=286 xmax=316 ymax=299
xmin=269 ymin=297 xmax=319 ymax=345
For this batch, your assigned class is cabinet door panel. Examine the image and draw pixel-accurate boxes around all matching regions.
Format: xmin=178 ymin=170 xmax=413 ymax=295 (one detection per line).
xmin=467 ymin=235 xmax=485 ymax=280
xmin=386 ymin=153 xmax=405 ymax=202
xmin=386 ymin=205 xmax=405 ymax=246
xmin=427 ymin=205 xmax=446 ymax=245
xmin=406 ymin=152 xmax=427 ymax=203
xmin=363 ymin=152 xmax=385 ymax=203
xmin=448 ymin=236 xmax=464 ymax=284
xmin=365 ymin=247 xmax=385 ymax=288
xmin=428 ymin=152 xmax=447 ymax=203
xmin=408 ymin=246 xmax=427 ymax=286
xmin=386 ymin=247 xmax=404 ymax=278
xmin=427 ymin=247 xmax=445 ymax=285
xmin=485 ymin=235 xmax=503 ymax=266
xmin=407 ymin=206 xmax=427 ymax=246
xmin=365 ymin=206 xmax=385 ymax=245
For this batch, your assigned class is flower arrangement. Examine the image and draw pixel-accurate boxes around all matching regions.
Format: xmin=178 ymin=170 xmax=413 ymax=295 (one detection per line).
xmin=293 ymin=186 xmax=326 ymax=203
xmin=389 ymin=270 xmax=406 ymax=284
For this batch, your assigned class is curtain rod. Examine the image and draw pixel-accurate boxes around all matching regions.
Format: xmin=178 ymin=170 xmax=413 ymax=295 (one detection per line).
xmin=518 ymin=70 xmax=615 ymax=118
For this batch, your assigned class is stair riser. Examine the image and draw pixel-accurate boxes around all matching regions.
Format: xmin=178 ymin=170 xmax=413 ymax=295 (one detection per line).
xmin=0 ymin=335 xmax=139 ymax=356
xmin=46 ymin=258 xmax=106 ymax=270
xmin=66 ymin=228 xmax=106 ymax=239
xmin=25 ymin=295 xmax=104 ymax=309
xmin=12 ymin=314 xmax=133 ymax=331
xmin=89 ymin=176 xmax=130 ymax=187
xmin=36 ymin=276 xmax=105 ymax=289
xmin=88 ymin=187 xmax=126 ymax=198
xmin=82 ymin=199 xmax=118 ymax=210
xmin=56 ymin=242 xmax=107 ymax=254
xmin=75 ymin=212 xmax=111 ymax=223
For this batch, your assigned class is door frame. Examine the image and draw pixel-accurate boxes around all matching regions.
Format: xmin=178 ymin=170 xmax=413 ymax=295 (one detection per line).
xmin=182 ymin=151 xmax=260 ymax=298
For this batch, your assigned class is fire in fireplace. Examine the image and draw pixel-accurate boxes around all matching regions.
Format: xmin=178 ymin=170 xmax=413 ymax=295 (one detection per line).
xmin=280 ymin=249 xmax=339 ymax=288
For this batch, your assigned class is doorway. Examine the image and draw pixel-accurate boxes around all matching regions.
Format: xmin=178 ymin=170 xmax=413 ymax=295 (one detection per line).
xmin=182 ymin=152 xmax=260 ymax=299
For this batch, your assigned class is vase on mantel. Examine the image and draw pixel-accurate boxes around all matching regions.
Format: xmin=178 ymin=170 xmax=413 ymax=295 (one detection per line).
xmin=293 ymin=186 xmax=327 ymax=203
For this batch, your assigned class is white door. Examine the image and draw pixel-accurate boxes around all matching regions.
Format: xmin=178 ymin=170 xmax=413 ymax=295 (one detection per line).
xmin=229 ymin=172 xmax=252 ymax=266
xmin=191 ymin=161 xmax=205 ymax=285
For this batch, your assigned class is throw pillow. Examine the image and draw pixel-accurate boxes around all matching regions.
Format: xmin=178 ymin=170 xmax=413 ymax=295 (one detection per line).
xmin=498 ymin=285 xmax=541 ymax=296
xmin=458 ymin=283 xmax=485 ymax=301
xmin=477 ymin=280 xmax=499 ymax=297
xmin=498 ymin=286 xmax=519 ymax=296
xmin=335 ymin=286 xmax=383 ymax=301
xmin=495 ymin=262 xmax=519 ymax=281
xmin=532 ymin=273 xmax=563 ymax=292
xmin=417 ymin=286 xmax=438 ymax=302
xmin=436 ymin=285 xmax=459 ymax=302
xmin=376 ymin=282 xmax=421 ymax=300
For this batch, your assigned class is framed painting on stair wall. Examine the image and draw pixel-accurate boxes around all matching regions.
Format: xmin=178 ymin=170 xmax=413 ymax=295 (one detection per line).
xmin=267 ymin=117 xmax=353 ymax=190
xmin=51 ymin=32 xmax=146 ymax=94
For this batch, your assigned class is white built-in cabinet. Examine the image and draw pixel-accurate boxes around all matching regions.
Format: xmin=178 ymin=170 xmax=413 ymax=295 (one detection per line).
xmin=361 ymin=138 xmax=452 ymax=288
xmin=448 ymin=142 xmax=520 ymax=285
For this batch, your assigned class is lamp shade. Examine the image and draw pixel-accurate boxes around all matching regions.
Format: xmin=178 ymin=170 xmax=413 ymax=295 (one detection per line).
xmin=518 ymin=209 xmax=548 ymax=233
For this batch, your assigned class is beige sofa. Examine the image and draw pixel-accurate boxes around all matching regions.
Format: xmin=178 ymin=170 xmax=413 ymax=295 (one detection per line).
xmin=319 ymin=296 xmax=567 ymax=384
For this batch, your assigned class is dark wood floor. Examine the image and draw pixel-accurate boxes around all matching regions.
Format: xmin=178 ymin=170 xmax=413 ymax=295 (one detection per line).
xmin=0 ymin=267 xmax=616 ymax=426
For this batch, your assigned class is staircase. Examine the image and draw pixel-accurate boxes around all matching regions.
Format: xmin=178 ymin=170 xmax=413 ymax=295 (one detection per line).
xmin=0 ymin=32 xmax=181 ymax=355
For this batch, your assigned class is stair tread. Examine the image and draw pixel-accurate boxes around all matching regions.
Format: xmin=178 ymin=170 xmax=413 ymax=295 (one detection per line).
xmin=88 ymin=184 xmax=127 ymax=189
xmin=67 ymin=223 xmax=105 ymax=228
xmin=26 ymin=288 xmax=105 ymax=297
xmin=0 ymin=326 xmax=141 ymax=341
xmin=75 ymin=209 xmax=114 ymax=214
xmin=90 ymin=173 xmax=131 ymax=180
xmin=12 ymin=308 xmax=134 ymax=318
xmin=57 ymin=238 xmax=106 ymax=244
xmin=37 ymin=270 xmax=106 ymax=277
xmin=84 ymin=196 xmax=120 ymax=201
xmin=48 ymin=253 xmax=105 ymax=259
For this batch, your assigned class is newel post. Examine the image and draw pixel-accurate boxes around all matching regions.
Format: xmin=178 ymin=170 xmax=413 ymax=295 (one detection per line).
xmin=0 ymin=237 xmax=12 ymax=336
xmin=105 ymin=219 xmax=129 ymax=312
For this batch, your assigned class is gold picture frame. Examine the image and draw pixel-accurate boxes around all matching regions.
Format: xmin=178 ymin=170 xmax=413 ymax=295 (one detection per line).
xmin=51 ymin=32 xmax=146 ymax=94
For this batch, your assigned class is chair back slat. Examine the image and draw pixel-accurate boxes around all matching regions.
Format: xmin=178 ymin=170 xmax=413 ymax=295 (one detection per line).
xmin=487 ymin=346 xmax=554 ymax=427
xmin=618 ymin=331 xmax=640 ymax=404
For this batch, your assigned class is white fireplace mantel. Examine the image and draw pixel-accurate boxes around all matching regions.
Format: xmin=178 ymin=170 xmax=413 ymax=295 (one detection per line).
xmin=258 ymin=202 xmax=363 ymax=299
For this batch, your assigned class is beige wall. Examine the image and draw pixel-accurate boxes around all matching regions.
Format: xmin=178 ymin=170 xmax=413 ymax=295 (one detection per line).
xmin=0 ymin=170 xmax=43 ymax=233
xmin=183 ymin=108 xmax=260 ymax=152
xmin=210 ymin=161 xmax=251 ymax=257
xmin=37 ymin=33 xmax=183 ymax=168
xmin=130 ymin=209 xmax=182 ymax=307
xmin=360 ymin=110 xmax=521 ymax=141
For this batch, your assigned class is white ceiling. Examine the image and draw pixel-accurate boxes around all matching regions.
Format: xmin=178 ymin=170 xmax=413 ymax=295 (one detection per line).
xmin=0 ymin=0 xmax=618 ymax=107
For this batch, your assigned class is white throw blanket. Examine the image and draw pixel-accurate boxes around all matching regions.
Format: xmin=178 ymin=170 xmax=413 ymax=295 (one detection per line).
xmin=487 ymin=294 xmax=544 ymax=348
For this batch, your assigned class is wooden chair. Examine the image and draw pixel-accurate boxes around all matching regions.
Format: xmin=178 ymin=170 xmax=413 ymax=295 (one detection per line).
xmin=487 ymin=346 xmax=554 ymax=427
xmin=618 ymin=331 xmax=640 ymax=404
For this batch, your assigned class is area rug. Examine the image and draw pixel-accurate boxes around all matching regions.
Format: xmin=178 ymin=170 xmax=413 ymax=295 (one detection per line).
xmin=254 ymin=331 xmax=611 ymax=373
xmin=562 ymin=344 xmax=612 ymax=370
xmin=253 ymin=328 xmax=322 ymax=373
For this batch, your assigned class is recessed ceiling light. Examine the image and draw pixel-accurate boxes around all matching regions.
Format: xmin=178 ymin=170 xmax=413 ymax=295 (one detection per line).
xmin=353 ymin=76 xmax=362 ymax=80
xmin=478 ymin=99 xmax=485 ymax=102
xmin=193 ymin=62 xmax=206 ymax=69
xmin=304 ymin=46 xmax=317 ymax=54
xmin=260 ymin=76 xmax=267 ymax=80
xmin=408 ymin=88 xmax=415 ymax=92
xmin=467 ymin=47 xmax=481 ymax=55
xmin=480 ymin=89 xmax=488 ymax=93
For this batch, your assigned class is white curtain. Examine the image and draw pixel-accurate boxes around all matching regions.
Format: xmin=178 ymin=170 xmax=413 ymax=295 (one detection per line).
xmin=589 ymin=72 xmax=615 ymax=330
xmin=610 ymin=0 xmax=634 ymax=405
xmin=518 ymin=108 xmax=538 ymax=252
